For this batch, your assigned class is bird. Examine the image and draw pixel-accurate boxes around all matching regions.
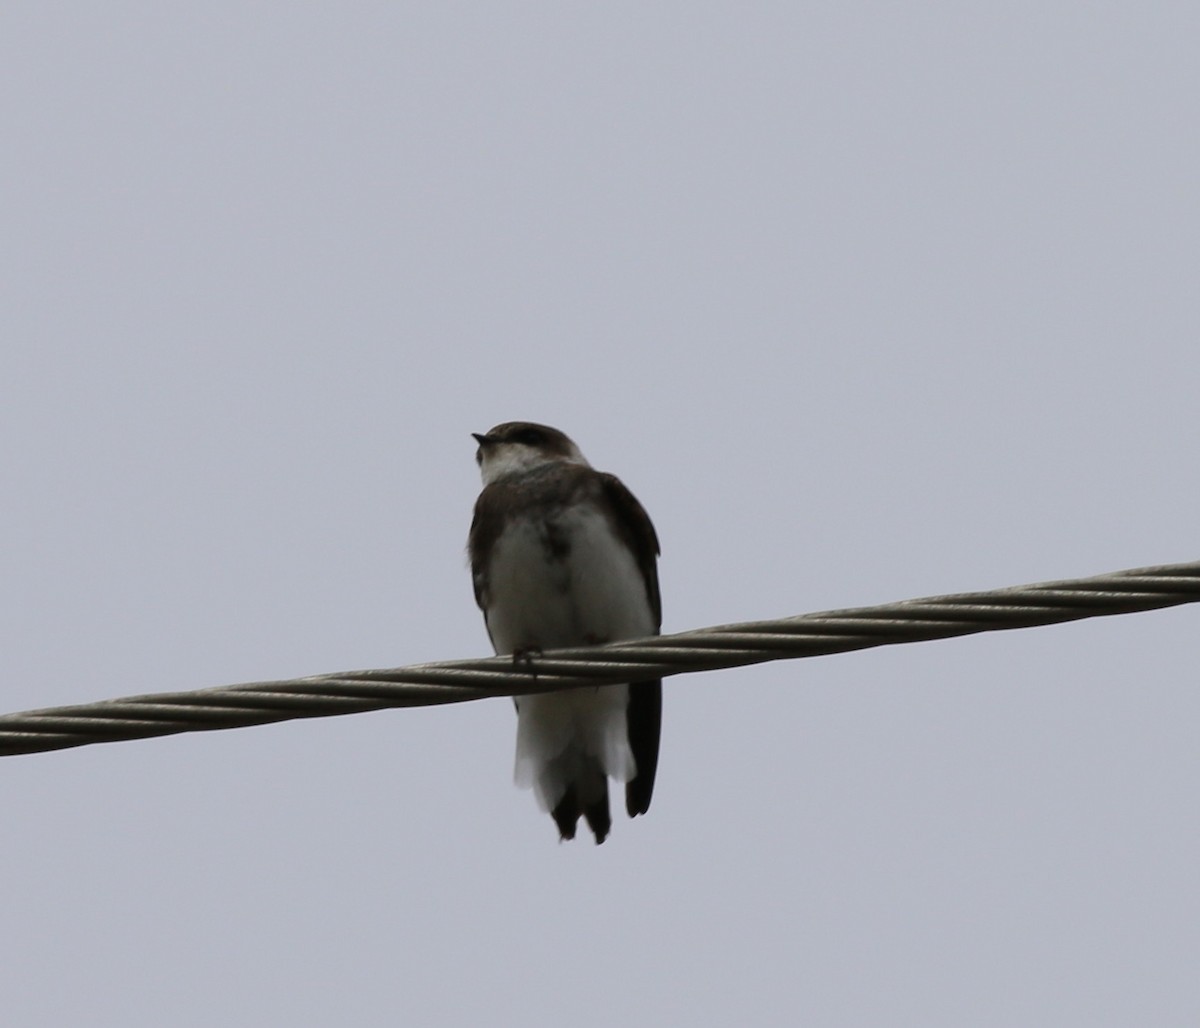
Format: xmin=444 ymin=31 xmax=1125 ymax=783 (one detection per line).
xmin=468 ymin=422 xmax=662 ymax=844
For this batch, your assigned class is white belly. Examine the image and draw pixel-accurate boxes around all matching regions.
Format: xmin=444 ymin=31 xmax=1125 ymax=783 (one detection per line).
xmin=483 ymin=504 xmax=655 ymax=812
xmin=484 ymin=504 xmax=654 ymax=653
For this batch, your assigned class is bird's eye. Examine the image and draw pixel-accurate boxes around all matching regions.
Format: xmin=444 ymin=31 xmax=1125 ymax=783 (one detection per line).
xmin=514 ymin=428 xmax=545 ymax=446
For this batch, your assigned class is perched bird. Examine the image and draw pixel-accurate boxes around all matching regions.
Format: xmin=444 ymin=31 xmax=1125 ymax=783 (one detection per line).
xmin=468 ymin=422 xmax=662 ymax=844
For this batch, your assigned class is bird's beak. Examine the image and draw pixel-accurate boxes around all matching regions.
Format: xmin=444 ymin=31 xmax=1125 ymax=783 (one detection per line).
xmin=472 ymin=432 xmax=493 ymax=446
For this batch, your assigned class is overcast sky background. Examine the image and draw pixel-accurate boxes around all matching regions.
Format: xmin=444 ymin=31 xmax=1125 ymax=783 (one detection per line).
xmin=2 ymin=4 xmax=1198 ymax=1025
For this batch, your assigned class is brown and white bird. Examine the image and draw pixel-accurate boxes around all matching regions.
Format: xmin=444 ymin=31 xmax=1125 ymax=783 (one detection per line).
xmin=468 ymin=422 xmax=662 ymax=843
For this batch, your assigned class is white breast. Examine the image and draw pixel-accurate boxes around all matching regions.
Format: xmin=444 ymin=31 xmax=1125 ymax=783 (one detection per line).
xmin=482 ymin=501 xmax=656 ymax=814
xmin=483 ymin=503 xmax=654 ymax=654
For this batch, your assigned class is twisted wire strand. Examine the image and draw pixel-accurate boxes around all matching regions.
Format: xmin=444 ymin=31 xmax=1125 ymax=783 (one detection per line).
xmin=2 ymin=559 xmax=1196 ymax=757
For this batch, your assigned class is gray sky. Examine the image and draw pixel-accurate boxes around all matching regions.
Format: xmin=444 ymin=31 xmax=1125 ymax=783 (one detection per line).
xmin=3 ymin=4 xmax=1198 ymax=1025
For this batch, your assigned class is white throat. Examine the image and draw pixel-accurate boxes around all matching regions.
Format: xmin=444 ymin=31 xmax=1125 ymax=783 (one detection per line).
xmin=479 ymin=443 xmax=589 ymax=486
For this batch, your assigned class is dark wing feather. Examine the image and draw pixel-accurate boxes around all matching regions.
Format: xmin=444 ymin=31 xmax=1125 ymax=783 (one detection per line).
xmin=469 ymin=483 xmax=515 ymax=652
xmin=467 ymin=483 xmax=507 ymax=612
xmin=597 ymin=473 xmax=661 ymax=627
xmin=598 ymin=472 xmax=663 ymax=819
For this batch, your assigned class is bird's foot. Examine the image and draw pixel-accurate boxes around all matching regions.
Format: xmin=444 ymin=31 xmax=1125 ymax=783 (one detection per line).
xmin=511 ymin=646 xmax=543 ymax=681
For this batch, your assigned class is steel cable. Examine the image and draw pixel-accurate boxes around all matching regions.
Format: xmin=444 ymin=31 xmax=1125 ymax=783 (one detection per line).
xmin=1 ymin=559 xmax=1196 ymax=757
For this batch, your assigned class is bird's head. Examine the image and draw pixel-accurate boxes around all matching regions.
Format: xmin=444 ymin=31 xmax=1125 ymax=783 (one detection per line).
xmin=472 ymin=422 xmax=588 ymax=484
